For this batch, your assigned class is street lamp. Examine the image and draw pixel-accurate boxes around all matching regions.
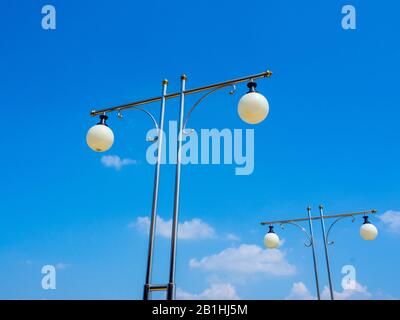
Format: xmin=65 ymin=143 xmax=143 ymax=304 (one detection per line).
xmin=360 ymin=215 xmax=378 ymax=240
xmin=87 ymin=79 xmax=169 ymax=301
xmin=86 ymin=115 xmax=114 ymax=152
xmin=238 ymin=81 xmax=270 ymax=124
xmin=264 ymin=226 xmax=280 ymax=249
xmin=87 ymin=70 xmax=273 ymax=300
xmin=260 ymin=206 xmax=378 ymax=300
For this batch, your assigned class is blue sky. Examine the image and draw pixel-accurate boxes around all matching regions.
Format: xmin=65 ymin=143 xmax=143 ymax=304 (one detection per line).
xmin=0 ymin=0 xmax=400 ymax=299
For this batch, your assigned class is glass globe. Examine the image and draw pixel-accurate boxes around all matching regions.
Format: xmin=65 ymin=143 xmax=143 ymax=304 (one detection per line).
xmin=86 ymin=116 xmax=114 ymax=152
xmin=360 ymin=222 xmax=378 ymax=241
xmin=238 ymin=91 xmax=269 ymax=124
xmin=264 ymin=227 xmax=280 ymax=249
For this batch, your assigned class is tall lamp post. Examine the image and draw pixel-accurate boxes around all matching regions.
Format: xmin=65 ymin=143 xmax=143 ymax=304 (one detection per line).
xmin=86 ymin=80 xmax=169 ymax=300
xmin=261 ymin=206 xmax=378 ymax=300
xmin=86 ymin=70 xmax=273 ymax=300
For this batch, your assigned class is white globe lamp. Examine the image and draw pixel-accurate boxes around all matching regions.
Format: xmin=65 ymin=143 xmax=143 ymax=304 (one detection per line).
xmin=86 ymin=115 xmax=114 ymax=152
xmin=360 ymin=216 xmax=378 ymax=241
xmin=238 ymin=82 xmax=269 ymax=124
xmin=264 ymin=226 xmax=280 ymax=249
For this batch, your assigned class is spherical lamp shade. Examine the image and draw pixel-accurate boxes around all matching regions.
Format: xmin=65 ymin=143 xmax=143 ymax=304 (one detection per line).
xmin=238 ymin=89 xmax=269 ymax=124
xmin=264 ymin=227 xmax=280 ymax=249
xmin=86 ymin=115 xmax=114 ymax=152
xmin=360 ymin=222 xmax=378 ymax=241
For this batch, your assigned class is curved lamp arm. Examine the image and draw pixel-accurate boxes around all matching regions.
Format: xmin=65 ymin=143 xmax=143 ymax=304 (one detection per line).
xmin=280 ymin=222 xmax=313 ymax=247
xmin=117 ymin=107 xmax=160 ymax=142
xmin=326 ymin=215 xmax=356 ymax=245
xmin=182 ymin=84 xmax=236 ymax=133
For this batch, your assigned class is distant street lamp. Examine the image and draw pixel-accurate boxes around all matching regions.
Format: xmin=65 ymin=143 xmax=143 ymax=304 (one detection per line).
xmin=260 ymin=206 xmax=378 ymax=300
xmin=86 ymin=70 xmax=273 ymax=300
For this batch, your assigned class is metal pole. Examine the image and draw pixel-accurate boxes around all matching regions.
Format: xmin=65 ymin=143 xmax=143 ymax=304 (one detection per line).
xmin=167 ymin=74 xmax=186 ymax=300
xmin=307 ymin=206 xmax=321 ymax=300
xmin=319 ymin=204 xmax=334 ymax=300
xmin=143 ymin=79 xmax=168 ymax=300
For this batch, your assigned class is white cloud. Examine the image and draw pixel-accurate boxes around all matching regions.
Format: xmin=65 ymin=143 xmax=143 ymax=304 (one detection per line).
xmin=176 ymin=282 xmax=239 ymax=300
xmin=322 ymin=281 xmax=372 ymax=300
xmin=286 ymin=282 xmax=315 ymax=300
xmin=378 ymin=210 xmax=400 ymax=234
xmin=101 ymin=155 xmax=137 ymax=170
xmin=286 ymin=281 xmax=372 ymax=300
xmin=189 ymin=244 xmax=296 ymax=277
xmin=374 ymin=290 xmax=397 ymax=300
xmin=131 ymin=216 xmax=215 ymax=240
xmin=225 ymin=233 xmax=240 ymax=241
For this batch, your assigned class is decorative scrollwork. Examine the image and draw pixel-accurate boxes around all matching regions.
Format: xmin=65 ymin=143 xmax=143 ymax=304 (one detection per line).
xmin=117 ymin=107 xmax=160 ymax=142
xmin=182 ymin=84 xmax=237 ymax=132
xmin=280 ymin=222 xmax=313 ymax=247
xmin=326 ymin=215 xmax=356 ymax=245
